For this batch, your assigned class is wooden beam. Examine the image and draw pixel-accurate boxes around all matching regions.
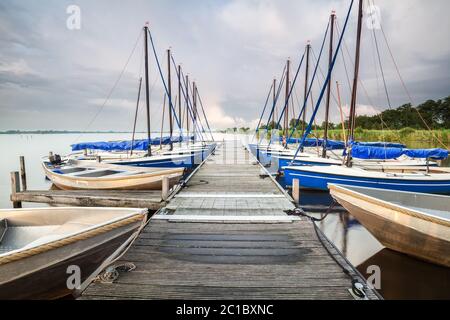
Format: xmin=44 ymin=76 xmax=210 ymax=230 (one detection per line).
xmin=19 ymin=156 xmax=27 ymax=191
xmin=10 ymin=171 xmax=21 ymax=208
xmin=10 ymin=190 xmax=163 ymax=210
xmin=292 ymin=178 xmax=300 ymax=205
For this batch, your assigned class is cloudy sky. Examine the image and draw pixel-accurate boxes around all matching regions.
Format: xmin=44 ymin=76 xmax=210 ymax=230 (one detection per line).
xmin=0 ymin=0 xmax=449 ymax=131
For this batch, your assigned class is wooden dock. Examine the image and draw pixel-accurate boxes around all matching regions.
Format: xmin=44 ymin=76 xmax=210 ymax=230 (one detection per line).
xmin=80 ymin=140 xmax=380 ymax=300
xmin=9 ymin=156 xmax=165 ymax=210
xmin=10 ymin=189 xmax=164 ymax=210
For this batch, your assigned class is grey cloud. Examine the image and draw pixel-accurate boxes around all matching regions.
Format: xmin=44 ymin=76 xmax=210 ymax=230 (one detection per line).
xmin=0 ymin=0 xmax=449 ymax=131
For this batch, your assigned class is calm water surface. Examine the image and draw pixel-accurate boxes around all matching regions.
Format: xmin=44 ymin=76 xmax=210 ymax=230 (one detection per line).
xmin=274 ymin=139 xmax=450 ymax=300
xmin=0 ymin=133 xmax=449 ymax=299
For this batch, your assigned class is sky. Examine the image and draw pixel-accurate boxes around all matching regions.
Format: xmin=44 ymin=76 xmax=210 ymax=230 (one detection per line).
xmin=0 ymin=0 xmax=449 ymax=131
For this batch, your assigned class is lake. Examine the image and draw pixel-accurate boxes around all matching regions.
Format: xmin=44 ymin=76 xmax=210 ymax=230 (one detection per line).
xmin=0 ymin=133 xmax=449 ymax=299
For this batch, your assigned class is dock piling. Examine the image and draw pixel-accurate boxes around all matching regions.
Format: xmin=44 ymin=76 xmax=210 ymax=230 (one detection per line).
xmin=292 ymin=178 xmax=300 ymax=204
xmin=19 ymin=156 xmax=27 ymax=191
xmin=161 ymin=176 xmax=170 ymax=201
xmin=10 ymin=171 xmax=22 ymax=208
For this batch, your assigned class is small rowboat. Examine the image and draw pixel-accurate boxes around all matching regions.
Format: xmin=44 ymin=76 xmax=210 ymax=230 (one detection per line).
xmin=0 ymin=207 xmax=147 ymax=299
xmin=43 ymin=160 xmax=184 ymax=190
xmin=329 ymin=184 xmax=450 ymax=267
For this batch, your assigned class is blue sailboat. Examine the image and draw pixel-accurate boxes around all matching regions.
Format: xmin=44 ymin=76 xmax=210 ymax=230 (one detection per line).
xmin=60 ymin=25 xmax=216 ymax=170
xmin=282 ymin=0 xmax=450 ymax=194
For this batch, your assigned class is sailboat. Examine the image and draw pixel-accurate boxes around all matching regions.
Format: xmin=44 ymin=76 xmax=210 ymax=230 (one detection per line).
xmin=251 ymin=5 xmax=442 ymax=173
xmin=55 ymin=24 xmax=216 ymax=171
xmin=281 ymin=0 xmax=450 ymax=193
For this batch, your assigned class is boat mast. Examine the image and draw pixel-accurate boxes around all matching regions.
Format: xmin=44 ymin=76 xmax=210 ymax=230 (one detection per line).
xmin=284 ymin=59 xmax=290 ymax=142
xmin=178 ymin=64 xmax=182 ymax=147
xmin=193 ymin=81 xmax=197 ymax=142
xmin=130 ymin=77 xmax=142 ymax=156
xmin=167 ymin=49 xmax=173 ymax=151
xmin=302 ymin=42 xmax=311 ymax=136
xmin=346 ymin=0 xmax=363 ymax=167
xmin=272 ymin=78 xmax=276 ymax=129
xmin=144 ymin=23 xmax=152 ymax=156
xmin=185 ymin=74 xmax=190 ymax=145
xmin=322 ymin=11 xmax=336 ymax=158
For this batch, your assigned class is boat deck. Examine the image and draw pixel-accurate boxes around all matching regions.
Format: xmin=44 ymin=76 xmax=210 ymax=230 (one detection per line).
xmin=80 ymin=140 xmax=380 ymax=300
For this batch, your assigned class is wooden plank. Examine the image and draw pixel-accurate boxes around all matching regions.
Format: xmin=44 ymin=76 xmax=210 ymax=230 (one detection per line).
xmin=11 ymin=190 xmax=163 ymax=210
xmin=79 ymin=140 xmax=380 ymax=300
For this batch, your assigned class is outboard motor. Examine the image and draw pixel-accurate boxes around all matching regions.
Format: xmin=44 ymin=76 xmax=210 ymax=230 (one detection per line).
xmin=48 ymin=152 xmax=62 ymax=165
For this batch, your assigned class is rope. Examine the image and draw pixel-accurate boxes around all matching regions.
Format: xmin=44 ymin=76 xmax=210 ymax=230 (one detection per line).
xmin=73 ymin=31 xmax=143 ymax=143
xmin=286 ymin=200 xmax=375 ymax=299
xmin=94 ymin=262 xmax=136 ymax=284
xmin=195 ymin=87 xmax=215 ymax=141
xmin=367 ymin=0 xmax=392 ymax=109
xmin=147 ymin=29 xmax=182 ymax=132
xmin=263 ymin=64 xmax=287 ymax=144
xmin=287 ymin=21 xmax=330 ymax=143
xmin=252 ymin=81 xmax=274 ymax=142
xmin=289 ymin=0 xmax=355 ymax=165
xmin=171 ymin=55 xmax=206 ymax=142
xmin=372 ymin=0 xmax=448 ymax=149
xmin=0 ymin=214 xmax=145 ymax=266
xmin=335 ymin=19 xmax=406 ymax=145
xmin=285 ymin=199 xmax=337 ymax=222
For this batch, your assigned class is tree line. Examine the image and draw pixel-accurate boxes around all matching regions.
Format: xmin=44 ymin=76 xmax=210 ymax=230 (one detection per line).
xmin=259 ymin=96 xmax=450 ymax=131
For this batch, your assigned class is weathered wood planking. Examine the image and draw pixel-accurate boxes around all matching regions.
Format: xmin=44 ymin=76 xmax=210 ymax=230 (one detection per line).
xmin=81 ymin=220 xmax=378 ymax=300
xmin=10 ymin=189 xmax=163 ymax=210
xmin=80 ymin=141 xmax=380 ymax=300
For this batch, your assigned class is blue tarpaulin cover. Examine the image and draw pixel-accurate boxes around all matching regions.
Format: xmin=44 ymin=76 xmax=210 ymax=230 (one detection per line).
xmin=281 ymin=138 xmax=405 ymax=150
xmin=355 ymin=141 xmax=406 ymax=148
xmin=281 ymin=137 xmax=345 ymax=150
xmin=71 ymin=136 xmax=194 ymax=151
xmin=351 ymin=144 xmax=449 ymax=160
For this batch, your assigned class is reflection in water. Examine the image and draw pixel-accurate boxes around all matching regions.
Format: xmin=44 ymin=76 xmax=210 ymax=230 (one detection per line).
xmin=242 ymin=138 xmax=450 ymax=299
xmin=272 ymin=141 xmax=450 ymax=299
xmin=357 ymin=249 xmax=450 ymax=300
xmin=295 ymin=189 xmax=450 ymax=300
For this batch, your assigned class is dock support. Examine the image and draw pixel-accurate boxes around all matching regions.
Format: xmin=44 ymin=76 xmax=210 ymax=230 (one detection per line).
xmin=162 ymin=176 xmax=170 ymax=201
xmin=19 ymin=156 xmax=27 ymax=191
xmin=292 ymin=178 xmax=300 ymax=205
xmin=10 ymin=171 xmax=22 ymax=208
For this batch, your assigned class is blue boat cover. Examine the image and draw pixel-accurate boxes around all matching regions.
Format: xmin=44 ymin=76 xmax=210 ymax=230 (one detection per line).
xmin=355 ymin=141 xmax=406 ymax=148
xmin=351 ymin=145 xmax=449 ymax=160
xmin=281 ymin=137 xmax=345 ymax=150
xmin=71 ymin=136 xmax=194 ymax=151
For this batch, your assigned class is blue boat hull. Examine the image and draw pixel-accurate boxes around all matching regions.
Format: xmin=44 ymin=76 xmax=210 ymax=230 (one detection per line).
xmin=276 ymin=156 xmax=336 ymax=168
xmin=111 ymin=150 xmax=210 ymax=168
xmin=283 ymin=167 xmax=450 ymax=194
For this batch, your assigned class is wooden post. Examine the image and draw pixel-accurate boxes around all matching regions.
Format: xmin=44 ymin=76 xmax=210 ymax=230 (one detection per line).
xmin=11 ymin=171 xmax=22 ymax=208
xmin=96 ymin=156 xmax=102 ymax=163
xmin=19 ymin=156 xmax=27 ymax=191
xmin=292 ymin=178 xmax=300 ymax=205
xmin=161 ymin=176 xmax=170 ymax=201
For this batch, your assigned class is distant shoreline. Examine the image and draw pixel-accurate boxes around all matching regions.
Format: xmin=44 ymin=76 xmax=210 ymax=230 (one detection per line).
xmin=1 ymin=131 xmax=158 ymax=135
